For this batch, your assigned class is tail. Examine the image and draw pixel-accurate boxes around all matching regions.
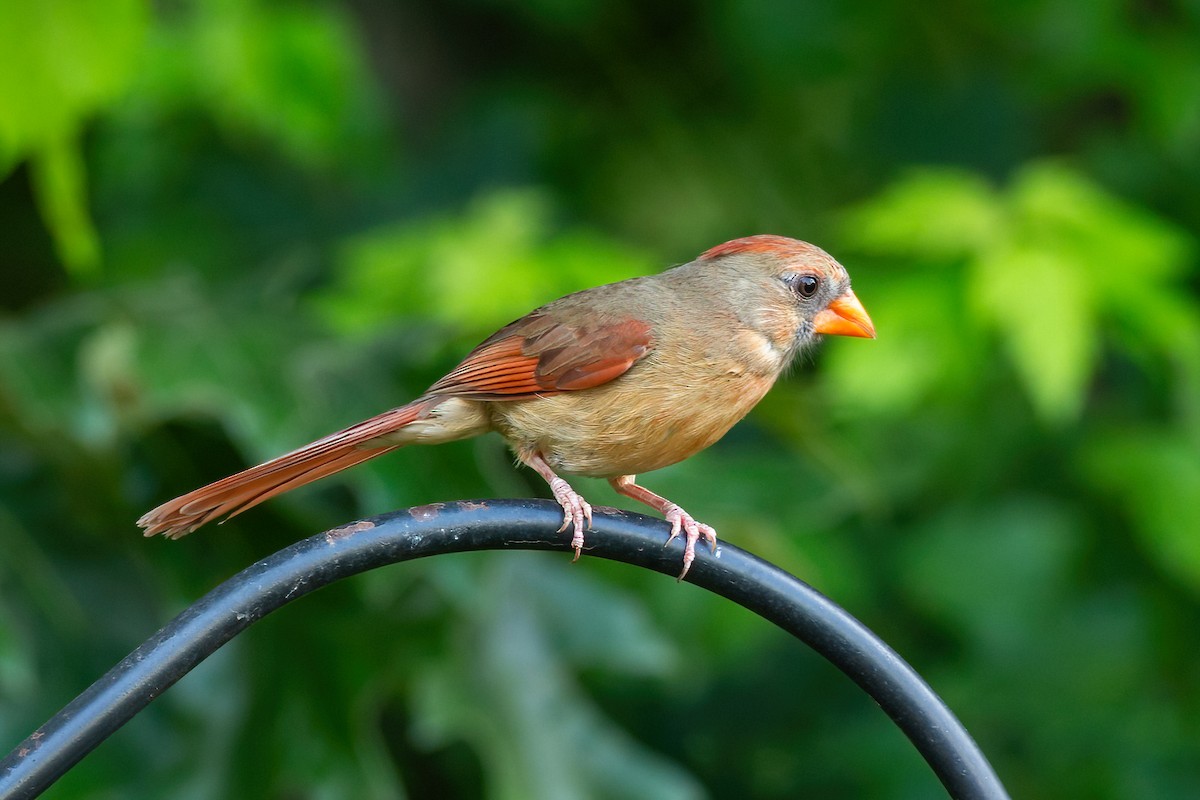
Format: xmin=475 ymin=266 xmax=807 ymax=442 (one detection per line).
xmin=138 ymin=399 xmax=438 ymax=539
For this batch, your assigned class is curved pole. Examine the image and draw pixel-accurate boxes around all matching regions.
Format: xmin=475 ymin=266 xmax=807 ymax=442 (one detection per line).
xmin=0 ymin=500 xmax=1009 ymax=799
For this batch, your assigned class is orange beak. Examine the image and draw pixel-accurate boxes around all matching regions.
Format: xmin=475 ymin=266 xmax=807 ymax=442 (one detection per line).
xmin=813 ymin=290 xmax=876 ymax=338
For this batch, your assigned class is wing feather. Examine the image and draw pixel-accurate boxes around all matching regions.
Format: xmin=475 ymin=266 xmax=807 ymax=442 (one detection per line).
xmin=427 ymin=313 xmax=654 ymax=400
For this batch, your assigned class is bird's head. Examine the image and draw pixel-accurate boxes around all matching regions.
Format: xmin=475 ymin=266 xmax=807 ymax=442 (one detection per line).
xmin=698 ymin=235 xmax=876 ymax=341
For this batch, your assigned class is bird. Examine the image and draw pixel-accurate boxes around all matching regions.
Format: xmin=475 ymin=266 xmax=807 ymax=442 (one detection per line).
xmin=138 ymin=235 xmax=875 ymax=577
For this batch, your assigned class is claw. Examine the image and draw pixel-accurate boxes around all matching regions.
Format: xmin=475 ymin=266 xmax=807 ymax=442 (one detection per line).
xmin=548 ymin=476 xmax=592 ymax=560
xmin=662 ymin=504 xmax=717 ymax=581
xmin=606 ymin=475 xmax=719 ymax=580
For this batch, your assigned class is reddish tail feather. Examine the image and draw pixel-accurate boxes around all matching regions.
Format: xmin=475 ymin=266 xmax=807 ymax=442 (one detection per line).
xmin=138 ymin=400 xmax=434 ymax=539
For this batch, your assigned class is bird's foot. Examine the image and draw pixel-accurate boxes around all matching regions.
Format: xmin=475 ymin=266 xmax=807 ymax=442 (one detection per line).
xmin=662 ymin=505 xmax=717 ymax=581
xmin=547 ymin=476 xmax=593 ymax=561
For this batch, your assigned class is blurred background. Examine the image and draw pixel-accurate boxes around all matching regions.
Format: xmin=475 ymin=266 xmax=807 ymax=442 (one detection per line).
xmin=2 ymin=1 xmax=1199 ymax=797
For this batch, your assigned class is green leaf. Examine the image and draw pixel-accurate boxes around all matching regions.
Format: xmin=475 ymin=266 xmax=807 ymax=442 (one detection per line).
xmin=187 ymin=0 xmax=380 ymax=167
xmin=1083 ymin=431 xmax=1200 ymax=594
xmin=0 ymin=0 xmax=147 ymax=167
xmin=0 ymin=0 xmax=148 ymax=272
xmin=843 ymin=162 xmax=1197 ymax=424
xmin=971 ymin=163 xmax=1196 ymax=423
xmin=840 ymin=169 xmax=1003 ymax=258
xmin=969 ymin=237 xmax=1097 ymax=422
xmin=30 ymin=135 xmax=102 ymax=275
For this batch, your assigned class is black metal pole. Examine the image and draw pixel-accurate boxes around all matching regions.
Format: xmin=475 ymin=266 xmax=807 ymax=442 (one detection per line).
xmin=0 ymin=499 xmax=1009 ymax=799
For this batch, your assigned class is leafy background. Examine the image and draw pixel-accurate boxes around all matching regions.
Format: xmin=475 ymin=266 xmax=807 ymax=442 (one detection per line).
xmin=2 ymin=1 xmax=1199 ymax=797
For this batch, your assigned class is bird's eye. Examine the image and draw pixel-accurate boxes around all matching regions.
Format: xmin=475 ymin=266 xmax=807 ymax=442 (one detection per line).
xmin=790 ymin=274 xmax=819 ymax=298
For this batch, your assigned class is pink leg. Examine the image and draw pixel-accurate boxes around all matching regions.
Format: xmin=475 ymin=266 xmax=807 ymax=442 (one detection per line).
xmin=608 ymin=475 xmax=717 ymax=580
xmin=520 ymin=450 xmax=592 ymax=561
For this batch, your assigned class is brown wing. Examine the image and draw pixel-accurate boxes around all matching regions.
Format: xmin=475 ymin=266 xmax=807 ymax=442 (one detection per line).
xmin=426 ymin=312 xmax=654 ymax=400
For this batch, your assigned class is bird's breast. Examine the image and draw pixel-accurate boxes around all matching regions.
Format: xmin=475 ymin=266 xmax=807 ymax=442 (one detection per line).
xmin=488 ymin=353 xmax=778 ymax=477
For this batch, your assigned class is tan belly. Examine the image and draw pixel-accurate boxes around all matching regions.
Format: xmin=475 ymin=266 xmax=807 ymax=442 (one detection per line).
xmin=489 ymin=369 xmax=776 ymax=477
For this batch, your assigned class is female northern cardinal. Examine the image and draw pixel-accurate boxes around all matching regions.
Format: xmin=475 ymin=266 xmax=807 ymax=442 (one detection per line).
xmin=139 ymin=235 xmax=875 ymax=577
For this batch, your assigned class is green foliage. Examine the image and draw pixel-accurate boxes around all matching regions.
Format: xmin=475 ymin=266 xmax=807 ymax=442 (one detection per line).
xmin=318 ymin=189 xmax=657 ymax=338
xmin=3 ymin=2 xmax=1200 ymax=798
xmin=838 ymin=163 xmax=1197 ymax=422
xmin=1086 ymin=432 xmax=1200 ymax=594
xmin=0 ymin=0 xmax=148 ymax=273
xmin=156 ymin=0 xmax=380 ymax=169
